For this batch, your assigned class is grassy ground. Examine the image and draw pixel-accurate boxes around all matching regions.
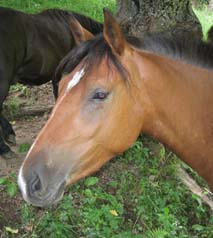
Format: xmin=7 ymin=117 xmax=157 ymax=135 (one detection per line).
xmin=0 ymin=1 xmax=212 ymax=238
xmin=194 ymin=6 xmax=213 ymax=39
xmin=0 ymin=0 xmax=115 ymax=21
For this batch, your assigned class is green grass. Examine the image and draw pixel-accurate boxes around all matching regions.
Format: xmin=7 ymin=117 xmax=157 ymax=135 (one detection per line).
xmin=0 ymin=173 xmax=18 ymax=198
xmin=0 ymin=0 xmax=116 ymax=21
xmin=0 ymin=1 xmax=212 ymax=238
xmin=194 ymin=6 xmax=213 ymax=39
xmin=2 ymin=140 xmax=213 ymax=238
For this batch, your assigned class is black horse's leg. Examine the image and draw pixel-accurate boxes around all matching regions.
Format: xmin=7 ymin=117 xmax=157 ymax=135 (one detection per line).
xmin=0 ymin=112 xmax=14 ymax=158
xmin=52 ymin=79 xmax=58 ymax=99
xmin=0 ymin=78 xmax=15 ymax=158
xmin=0 ymin=114 xmax=16 ymax=145
xmin=0 ymin=125 xmax=11 ymax=155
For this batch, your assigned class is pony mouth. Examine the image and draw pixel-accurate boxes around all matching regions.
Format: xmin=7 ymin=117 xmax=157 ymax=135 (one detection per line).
xmin=51 ymin=181 xmax=66 ymax=205
xmin=26 ymin=180 xmax=66 ymax=208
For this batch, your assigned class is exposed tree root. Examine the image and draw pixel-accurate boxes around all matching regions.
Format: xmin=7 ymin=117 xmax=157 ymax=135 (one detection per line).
xmin=177 ymin=166 xmax=213 ymax=212
xmin=19 ymin=106 xmax=53 ymax=117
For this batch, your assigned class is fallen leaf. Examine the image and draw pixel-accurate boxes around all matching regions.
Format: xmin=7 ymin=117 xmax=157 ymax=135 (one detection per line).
xmin=109 ymin=210 xmax=118 ymax=216
xmin=5 ymin=226 xmax=18 ymax=234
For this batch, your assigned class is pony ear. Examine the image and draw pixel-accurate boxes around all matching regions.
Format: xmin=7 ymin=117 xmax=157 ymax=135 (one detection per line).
xmin=103 ymin=9 xmax=129 ymax=55
xmin=70 ymin=17 xmax=94 ymax=44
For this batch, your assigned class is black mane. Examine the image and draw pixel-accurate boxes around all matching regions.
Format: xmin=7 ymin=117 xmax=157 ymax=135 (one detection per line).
xmin=138 ymin=34 xmax=213 ymax=69
xmin=37 ymin=9 xmax=103 ymax=35
xmin=55 ymin=34 xmax=128 ymax=91
xmin=55 ymin=32 xmax=213 ymax=96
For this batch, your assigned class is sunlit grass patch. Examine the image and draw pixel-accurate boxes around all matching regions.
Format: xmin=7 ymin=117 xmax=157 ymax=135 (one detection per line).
xmin=194 ymin=6 xmax=213 ymax=39
xmin=0 ymin=0 xmax=116 ymax=21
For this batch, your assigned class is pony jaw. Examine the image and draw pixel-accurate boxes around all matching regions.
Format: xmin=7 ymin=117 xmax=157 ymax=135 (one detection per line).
xmin=18 ymin=144 xmax=107 ymax=207
xmin=17 ymin=149 xmax=72 ymax=207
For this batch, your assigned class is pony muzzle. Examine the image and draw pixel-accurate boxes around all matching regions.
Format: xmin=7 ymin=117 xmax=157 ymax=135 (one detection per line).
xmin=18 ymin=160 xmax=67 ymax=207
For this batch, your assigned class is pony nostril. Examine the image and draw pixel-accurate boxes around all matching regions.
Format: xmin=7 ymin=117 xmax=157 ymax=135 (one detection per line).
xmin=30 ymin=173 xmax=42 ymax=193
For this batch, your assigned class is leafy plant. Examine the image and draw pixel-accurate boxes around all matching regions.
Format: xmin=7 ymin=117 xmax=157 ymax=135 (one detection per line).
xmin=0 ymin=173 xmax=18 ymax=197
xmin=143 ymin=228 xmax=168 ymax=238
xmin=3 ymin=96 xmax=21 ymax=118
xmin=10 ymin=83 xmax=29 ymax=96
xmin=18 ymin=143 xmax=31 ymax=153
xmin=84 ymin=176 xmax=99 ymax=187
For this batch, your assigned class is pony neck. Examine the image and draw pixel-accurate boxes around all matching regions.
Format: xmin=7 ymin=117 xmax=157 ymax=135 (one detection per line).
xmin=135 ymin=51 xmax=213 ymax=190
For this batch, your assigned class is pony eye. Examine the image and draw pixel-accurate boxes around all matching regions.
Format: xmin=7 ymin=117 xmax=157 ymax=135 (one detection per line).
xmin=92 ymin=91 xmax=109 ymax=100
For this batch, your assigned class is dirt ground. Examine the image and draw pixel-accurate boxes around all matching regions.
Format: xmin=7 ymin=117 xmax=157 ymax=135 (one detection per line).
xmin=0 ymin=83 xmax=55 ymax=232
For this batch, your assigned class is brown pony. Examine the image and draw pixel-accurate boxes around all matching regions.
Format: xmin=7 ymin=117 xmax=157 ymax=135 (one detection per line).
xmin=18 ymin=10 xmax=213 ymax=207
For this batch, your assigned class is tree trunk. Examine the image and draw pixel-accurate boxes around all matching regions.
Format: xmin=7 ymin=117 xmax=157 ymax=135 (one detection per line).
xmin=116 ymin=0 xmax=202 ymax=39
xmin=209 ymin=0 xmax=213 ymax=10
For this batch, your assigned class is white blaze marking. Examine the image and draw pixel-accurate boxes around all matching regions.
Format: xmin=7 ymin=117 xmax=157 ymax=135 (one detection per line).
xmin=66 ymin=68 xmax=85 ymax=92
xmin=17 ymin=135 xmax=40 ymax=200
xmin=18 ymin=68 xmax=86 ymax=200
xmin=18 ymin=165 xmax=27 ymax=200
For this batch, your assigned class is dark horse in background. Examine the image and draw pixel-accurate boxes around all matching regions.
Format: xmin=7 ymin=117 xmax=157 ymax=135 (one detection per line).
xmin=208 ymin=25 xmax=213 ymax=44
xmin=0 ymin=7 xmax=102 ymax=158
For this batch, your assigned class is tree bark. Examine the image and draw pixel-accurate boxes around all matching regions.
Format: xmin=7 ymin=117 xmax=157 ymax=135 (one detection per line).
xmin=116 ymin=0 xmax=202 ymax=39
xmin=209 ymin=0 xmax=213 ymax=10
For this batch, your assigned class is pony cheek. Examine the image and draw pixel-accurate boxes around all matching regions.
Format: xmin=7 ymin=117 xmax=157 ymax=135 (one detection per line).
xmin=66 ymin=150 xmax=112 ymax=186
xmin=97 ymin=104 xmax=141 ymax=154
